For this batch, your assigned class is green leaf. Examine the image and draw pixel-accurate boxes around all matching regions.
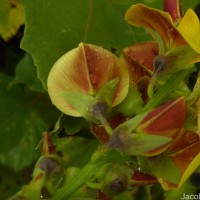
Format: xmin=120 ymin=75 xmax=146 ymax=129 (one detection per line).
xmin=56 ymin=137 xmax=100 ymax=168
xmin=118 ymin=111 xmax=149 ymax=133
xmin=140 ymin=155 xmax=181 ymax=184
xmin=56 ymin=114 xmax=86 ymax=135
xmin=20 ymin=0 xmax=141 ymax=90
xmin=181 ymin=0 xmax=200 ymax=12
xmin=11 ymin=53 xmax=45 ymax=92
xmin=0 ymin=165 xmax=26 ymax=199
xmin=0 ymin=74 xmax=59 ymax=170
xmin=0 ymin=134 xmax=40 ymax=172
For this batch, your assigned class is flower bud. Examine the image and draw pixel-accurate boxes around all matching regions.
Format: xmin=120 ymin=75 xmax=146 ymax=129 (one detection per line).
xmin=107 ymin=97 xmax=186 ymax=156
xmin=164 ymin=0 xmax=182 ymax=23
xmin=154 ymin=46 xmax=197 ymax=75
xmin=102 ymin=164 xmax=129 ymax=196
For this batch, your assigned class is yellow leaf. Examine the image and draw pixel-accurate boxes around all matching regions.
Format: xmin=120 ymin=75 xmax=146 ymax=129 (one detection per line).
xmin=0 ymin=0 xmax=24 ymax=41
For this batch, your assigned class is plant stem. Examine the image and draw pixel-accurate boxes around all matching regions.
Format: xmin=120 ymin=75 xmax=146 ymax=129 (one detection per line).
xmin=52 ymin=148 xmax=112 ymax=200
xmin=143 ymin=70 xmax=190 ymax=112
xmin=98 ymin=115 xmax=113 ymax=136
xmin=147 ymin=75 xmax=157 ymax=99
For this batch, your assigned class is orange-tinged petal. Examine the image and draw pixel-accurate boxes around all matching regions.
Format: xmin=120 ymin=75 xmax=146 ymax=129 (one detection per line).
xmin=47 ymin=43 xmax=129 ymax=116
xmin=125 ymin=4 xmax=186 ymax=50
xmin=170 ymin=143 xmax=200 ymax=188
xmin=178 ymin=9 xmax=200 ymax=53
xmin=118 ymin=97 xmax=186 ymax=156
xmin=137 ymin=97 xmax=186 ymax=137
xmin=136 ymin=131 xmax=200 ymax=190
xmin=168 ymin=129 xmax=200 ymax=153
xmin=130 ymin=171 xmax=157 ymax=187
xmin=121 ymin=42 xmax=158 ymax=84
xmin=157 ymin=129 xmax=200 ymax=189
xmin=143 ymin=142 xmax=171 ymax=157
xmin=81 ymin=44 xmax=129 ymax=99
xmin=160 ymin=142 xmax=200 ymax=189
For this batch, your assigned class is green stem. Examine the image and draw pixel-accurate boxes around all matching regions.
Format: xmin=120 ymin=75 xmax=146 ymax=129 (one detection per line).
xmin=142 ymin=70 xmax=190 ymax=112
xmin=52 ymin=148 xmax=112 ymax=200
xmin=98 ymin=115 xmax=113 ymax=136
xmin=147 ymin=75 xmax=157 ymax=99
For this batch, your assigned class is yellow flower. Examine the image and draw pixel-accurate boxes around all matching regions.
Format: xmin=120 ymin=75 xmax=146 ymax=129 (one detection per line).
xmin=125 ymin=3 xmax=186 ymax=52
xmin=177 ymin=9 xmax=200 ymax=53
xmin=125 ymin=4 xmax=200 ymax=64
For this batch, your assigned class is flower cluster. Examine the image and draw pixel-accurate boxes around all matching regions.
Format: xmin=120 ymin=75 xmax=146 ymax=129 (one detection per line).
xmin=47 ymin=1 xmax=200 ymax=195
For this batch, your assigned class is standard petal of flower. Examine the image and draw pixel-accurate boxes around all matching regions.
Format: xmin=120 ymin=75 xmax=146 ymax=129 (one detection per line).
xmin=130 ymin=171 xmax=157 ymax=187
xmin=47 ymin=43 xmax=129 ymax=116
xmin=121 ymin=42 xmax=158 ymax=84
xmin=82 ymin=44 xmax=129 ymax=101
xmin=48 ymin=44 xmax=93 ymax=116
xmin=177 ymin=9 xmax=200 ymax=54
xmin=125 ymin=4 xmax=186 ymax=50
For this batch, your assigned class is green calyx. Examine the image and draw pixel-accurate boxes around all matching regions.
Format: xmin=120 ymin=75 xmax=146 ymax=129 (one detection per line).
xmin=154 ymin=46 xmax=197 ymax=75
xmin=62 ymin=78 xmax=119 ymax=124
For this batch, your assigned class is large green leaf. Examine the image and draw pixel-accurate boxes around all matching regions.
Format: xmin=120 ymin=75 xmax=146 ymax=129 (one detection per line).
xmin=0 ymin=74 xmax=59 ymax=170
xmin=20 ymin=0 xmax=148 ymax=90
xmin=56 ymin=137 xmax=100 ymax=168
xmin=20 ymin=0 xmax=200 ymax=90
xmin=11 ymin=53 xmax=44 ymax=92
xmin=0 ymin=165 xmax=27 ymax=199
